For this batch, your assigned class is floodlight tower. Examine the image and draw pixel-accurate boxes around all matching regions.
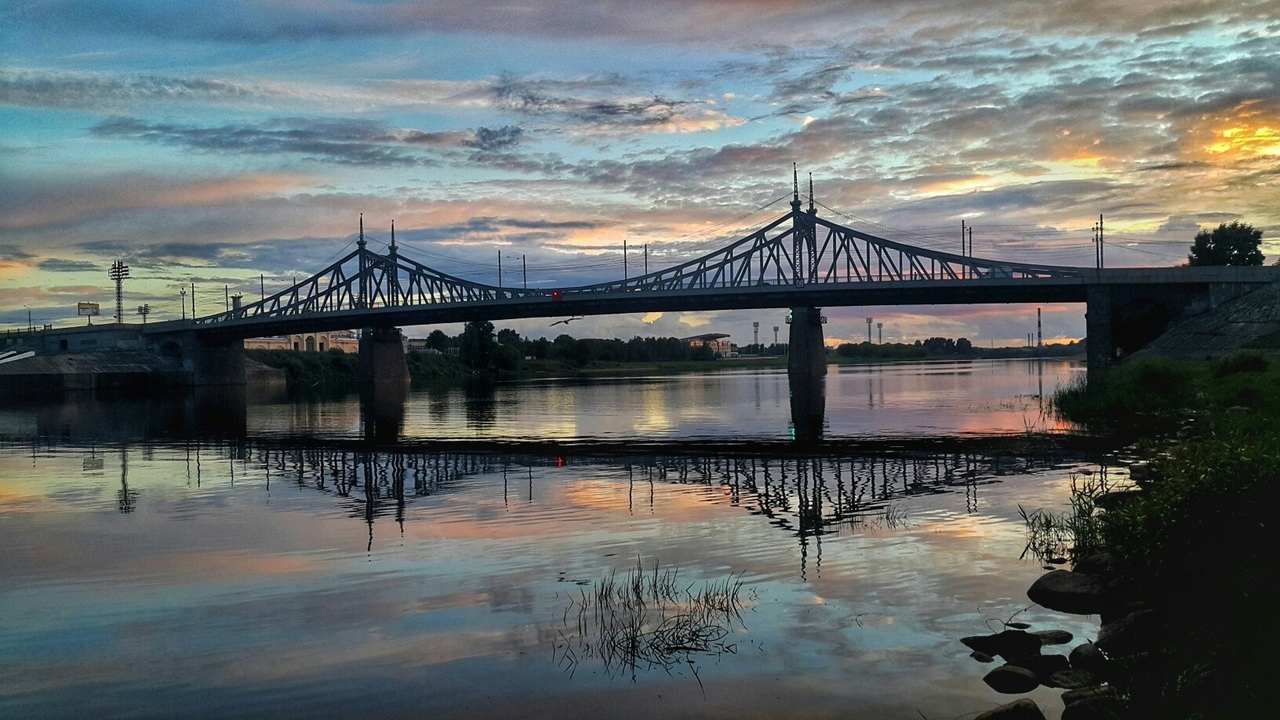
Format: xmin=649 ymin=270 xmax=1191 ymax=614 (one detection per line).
xmin=866 ymin=317 xmax=873 ymax=343
xmin=108 ymin=260 xmax=130 ymax=324
xmin=753 ymin=321 xmax=759 ymax=349
xmin=877 ymin=322 xmax=883 ymax=344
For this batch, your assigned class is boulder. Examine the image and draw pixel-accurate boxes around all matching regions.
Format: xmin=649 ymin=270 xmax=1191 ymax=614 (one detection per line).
xmin=1049 ymin=668 xmax=1100 ymax=689
xmin=1031 ymin=629 xmax=1073 ymax=646
xmin=974 ymin=698 xmax=1047 ymax=720
xmin=1070 ymin=554 xmax=1113 ymax=576
xmin=1069 ymin=642 xmax=1109 ymax=676
xmin=1061 ymin=685 xmax=1124 ymax=720
xmin=1027 ymin=570 xmax=1109 ymax=615
xmin=961 ymin=630 xmax=1042 ymax=660
xmin=970 ymin=650 xmax=995 ymax=663
xmin=983 ymin=664 xmax=1041 ymax=694
xmin=1006 ymin=653 xmax=1071 ymax=685
xmin=1096 ymin=608 xmax=1160 ymax=657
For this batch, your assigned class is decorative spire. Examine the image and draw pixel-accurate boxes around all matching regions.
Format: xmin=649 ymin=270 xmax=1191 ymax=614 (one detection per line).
xmin=808 ymin=173 xmax=815 ymax=213
xmin=791 ymin=162 xmax=802 ymax=211
xmin=358 ymin=213 xmax=366 ymax=250
xmin=390 ymin=219 xmax=397 ymax=252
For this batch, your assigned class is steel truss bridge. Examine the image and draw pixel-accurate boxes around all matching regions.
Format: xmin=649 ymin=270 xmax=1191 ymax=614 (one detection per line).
xmin=179 ymin=189 xmax=1095 ymax=340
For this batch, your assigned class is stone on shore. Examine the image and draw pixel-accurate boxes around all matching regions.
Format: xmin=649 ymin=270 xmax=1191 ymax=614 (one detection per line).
xmin=1027 ymin=570 xmax=1109 ymax=615
xmin=1031 ymin=629 xmax=1073 ymax=646
xmin=1061 ymin=685 xmax=1124 ymax=719
xmin=1096 ymin=608 xmax=1160 ymax=657
xmin=983 ymin=664 xmax=1041 ymax=694
xmin=1069 ymin=642 xmax=1109 ymax=676
xmin=1006 ymin=653 xmax=1071 ymax=684
xmin=961 ymin=630 xmax=1042 ymax=659
xmin=974 ymin=698 xmax=1047 ymax=720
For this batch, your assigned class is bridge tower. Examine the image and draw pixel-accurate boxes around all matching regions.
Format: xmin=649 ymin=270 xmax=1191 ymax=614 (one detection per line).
xmin=788 ymin=169 xmax=827 ymax=379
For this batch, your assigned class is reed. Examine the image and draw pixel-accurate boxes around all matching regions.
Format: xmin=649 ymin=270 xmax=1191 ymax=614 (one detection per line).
xmin=553 ymin=558 xmax=748 ymax=684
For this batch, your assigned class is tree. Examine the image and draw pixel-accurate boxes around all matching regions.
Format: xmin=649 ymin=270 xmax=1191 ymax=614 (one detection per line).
xmin=458 ymin=320 xmax=497 ymax=370
xmin=1188 ymin=221 xmax=1264 ymax=266
xmin=426 ymin=329 xmax=450 ymax=352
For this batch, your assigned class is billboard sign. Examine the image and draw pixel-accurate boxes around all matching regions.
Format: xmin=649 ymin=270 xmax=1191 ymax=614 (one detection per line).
xmin=77 ymin=302 xmax=100 ymax=316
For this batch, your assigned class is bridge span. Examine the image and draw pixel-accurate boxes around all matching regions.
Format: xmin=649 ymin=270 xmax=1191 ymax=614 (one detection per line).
xmin=28 ymin=183 xmax=1280 ymax=386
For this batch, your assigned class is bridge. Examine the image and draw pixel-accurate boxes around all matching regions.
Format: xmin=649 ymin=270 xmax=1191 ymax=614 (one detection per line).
xmin=29 ymin=176 xmax=1280 ymax=386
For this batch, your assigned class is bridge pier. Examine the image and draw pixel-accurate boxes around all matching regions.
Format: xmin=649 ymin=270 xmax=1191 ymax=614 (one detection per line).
xmin=1085 ymin=288 xmax=1113 ymax=383
xmin=788 ymin=306 xmax=828 ymax=380
xmin=157 ymin=331 xmax=246 ymax=386
xmin=359 ymin=326 xmax=411 ymax=389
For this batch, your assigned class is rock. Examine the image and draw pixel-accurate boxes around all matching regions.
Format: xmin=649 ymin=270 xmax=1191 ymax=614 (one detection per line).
xmin=1031 ymin=629 xmax=1073 ymax=646
xmin=1096 ymin=608 xmax=1160 ymax=657
xmin=974 ymin=698 xmax=1047 ymax=720
xmin=961 ymin=630 xmax=1042 ymax=659
xmin=1006 ymin=653 xmax=1070 ymax=684
xmin=971 ymin=650 xmax=995 ymax=663
xmin=983 ymin=664 xmax=1041 ymax=694
xmin=1094 ymin=489 xmax=1143 ymax=510
xmin=1027 ymin=570 xmax=1110 ymax=615
xmin=1061 ymin=685 xmax=1124 ymax=719
xmin=1006 ymin=621 xmax=1031 ymax=629
xmin=1049 ymin=668 xmax=1100 ymax=689
xmin=1069 ymin=642 xmax=1109 ymax=676
xmin=1070 ymin=553 xmax=1113 ymax=575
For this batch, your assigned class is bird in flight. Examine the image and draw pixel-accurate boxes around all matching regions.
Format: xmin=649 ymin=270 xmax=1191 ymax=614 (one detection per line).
xmin=549 ymin=316 xmax=583 ymax=326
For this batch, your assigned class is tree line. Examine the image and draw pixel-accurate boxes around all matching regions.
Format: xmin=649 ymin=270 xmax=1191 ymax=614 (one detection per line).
xmin=421 ymin=323 xmax=720 ymax=372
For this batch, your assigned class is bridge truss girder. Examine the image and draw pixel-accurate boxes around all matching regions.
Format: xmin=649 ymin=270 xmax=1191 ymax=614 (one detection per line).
xmin=189 ymin=207 xmax=1084 ymax=336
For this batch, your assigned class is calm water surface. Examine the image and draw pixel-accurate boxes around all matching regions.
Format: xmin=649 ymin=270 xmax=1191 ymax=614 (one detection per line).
xmin=1 ymin=360 xmax=1111 ymax=719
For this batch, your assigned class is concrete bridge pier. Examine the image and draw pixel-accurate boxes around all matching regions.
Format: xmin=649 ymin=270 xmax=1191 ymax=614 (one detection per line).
xmin=788 ymin=374 xmax=826 ymax=442
xmin=788 ymin=306 xmax=828 ymax=380
xmin=359 ymin=327 xmax=409 ymax=443
xmin=157 ymin=331 xmax=247 ymax=386
xmin=1085 ymin=287 xmax=1114 ymax=383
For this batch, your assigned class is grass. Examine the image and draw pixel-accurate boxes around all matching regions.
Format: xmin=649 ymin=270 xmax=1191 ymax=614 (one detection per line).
xmin=553 ymin=558 xmax=748 ymax=686
xmin=1035 ymin=353 xmax=1280 ymax=718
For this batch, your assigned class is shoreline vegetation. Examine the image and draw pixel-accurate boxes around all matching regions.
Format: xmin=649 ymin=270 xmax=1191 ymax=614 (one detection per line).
xmin=1010 ymin=353 xmax=1280 ymax=719
xmin=248 ymin=324 xmax=1083 ymax=391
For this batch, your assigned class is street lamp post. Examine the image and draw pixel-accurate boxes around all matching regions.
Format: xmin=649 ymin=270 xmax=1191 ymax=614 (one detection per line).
xmin=180 ymin=288 xmax=187 ymax=320
xmin=23 ymin=304 xmax=31 ymax=331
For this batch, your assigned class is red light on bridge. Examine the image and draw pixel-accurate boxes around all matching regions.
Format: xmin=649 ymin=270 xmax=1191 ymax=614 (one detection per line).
xmin=552 ymin=291 xmax=563 ymax=302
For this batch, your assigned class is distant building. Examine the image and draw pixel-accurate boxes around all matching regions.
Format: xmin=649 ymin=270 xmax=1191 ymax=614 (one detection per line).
xmin=245 ymin=330 xmax=359 ymax=353
xmin=681 ymin=332 xmax=735 ymax=358
xmin=404 ymin=338 xmax=442 ymax=354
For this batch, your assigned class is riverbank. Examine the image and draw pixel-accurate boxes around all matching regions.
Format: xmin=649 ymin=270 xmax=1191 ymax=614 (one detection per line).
xmin=1019 ymin=353 xmax=1280 ymax=719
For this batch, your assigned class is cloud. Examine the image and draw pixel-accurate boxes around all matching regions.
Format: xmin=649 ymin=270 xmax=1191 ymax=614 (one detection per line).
xmin=38 ymin=259 xmax=100 ymax=272
xmin=11 ymin=1 xmax=1279 ymax=45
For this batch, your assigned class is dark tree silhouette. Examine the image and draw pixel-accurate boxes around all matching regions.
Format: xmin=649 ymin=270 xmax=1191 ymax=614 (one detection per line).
xmin=1188 ymin=221 xmax=1264 ymax=266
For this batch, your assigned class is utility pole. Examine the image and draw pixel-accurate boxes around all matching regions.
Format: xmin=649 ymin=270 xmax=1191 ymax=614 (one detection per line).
xmin=961 ymin=221 xmax=966 ymax=279
xmin=522 ymin=254 xmax=527 ymax=289
xmin=623 ymin=240 xmax=628 ymax=280
xmin=1093 ymin=214 xmax=1105 ymax=269
xmin=108 ymin=260 xmax=129 ymax=324
xmin=224 ymin=285 xmax=229 ymax=312
xmin=190 ymin=281 xmax=195 ymax=318
xmin=497 ymin=250 xmax=503 ymax=288
xmin=644 ymin=244 xmax=648 ymax=275
xmin=260 ymin=274 xmax=265 ymax=301
xmin=866 ymin=317 xmax=873 ymax=343
xmin=23 ymin=304 xmax=31 ymax=331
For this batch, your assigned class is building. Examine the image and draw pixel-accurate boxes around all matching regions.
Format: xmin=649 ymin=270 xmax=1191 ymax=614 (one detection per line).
xmin=681 ymin=332 xmax=735 ymax=358
xmin=244 ymin=330 xmax=359 ymax=353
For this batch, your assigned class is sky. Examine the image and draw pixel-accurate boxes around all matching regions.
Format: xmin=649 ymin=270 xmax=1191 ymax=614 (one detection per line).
xmin=3 ymin=0 xmax=1278 ymax=347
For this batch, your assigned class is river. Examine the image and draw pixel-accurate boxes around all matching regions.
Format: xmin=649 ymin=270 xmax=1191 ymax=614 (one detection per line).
xmin=0 ymin=359 xmax=1109 ymax=719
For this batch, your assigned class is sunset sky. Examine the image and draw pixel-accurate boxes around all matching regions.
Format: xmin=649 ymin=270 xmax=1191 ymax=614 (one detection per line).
xmin=3 ymin=0 xmax=1278 ymax=346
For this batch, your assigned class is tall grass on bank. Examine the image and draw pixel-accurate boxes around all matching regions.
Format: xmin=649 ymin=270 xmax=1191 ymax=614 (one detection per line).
xmin=1039 ymin=353 xmax=1280 ymax=718
xmin=553 ymin=559 xmax=748 ymax=686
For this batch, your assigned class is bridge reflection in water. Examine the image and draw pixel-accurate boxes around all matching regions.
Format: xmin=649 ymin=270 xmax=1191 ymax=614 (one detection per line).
xmin=81 ymin=430 xmax=1087 ymax=576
